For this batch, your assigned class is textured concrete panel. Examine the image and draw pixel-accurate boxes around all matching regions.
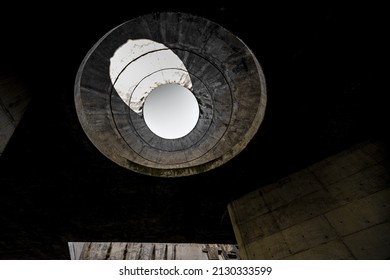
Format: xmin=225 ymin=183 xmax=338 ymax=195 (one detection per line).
xmin=235 ymin=217 xmax=264 ymax=244
xmin=343 ymin=222 xmax=390 ymax=259
xmin=360 ymin=140 xmax=388 ymax=162
xmin=278 ymin=169 xmax=323 ymax=203
xmin=284 ymin=240 xmax=354 ymax=260
xmin=310 ymin=148 xmax=377 ymax=185
xmin=281 ymin=224 xmax=309 ymax=254
xmin=272 ymin=189 xmax=338 ymax=229
xmin=229 ymin=190 xmax=269 ymax=222
xmin=241 ymin=240 xmax=267 ymax=260
xmin=229 ymin=140 xmax=388 ymax=260
xmin=259 ymin=171 xmax=323 ymax=211
xmin=282 ymin=216 xmax=338 ymax=254
xmin=260 ymin=182 xmax=286 ymax=211
xmin=325 ymin=204 xmax=371 ymax=236
xmin=246 ymin=232 xmax=290 ymax=260
xmin=326 ymin=162 xmax=390 ymax=205
xmin=238 ymin=212 xmax=281 ymax=244
xmin=175 ymin=244 xmax=208 ymax=260
xmin=325 ymin=188 xmax=390 ymax=236
xmin=356 ymin=188 xmax=390 ymax=224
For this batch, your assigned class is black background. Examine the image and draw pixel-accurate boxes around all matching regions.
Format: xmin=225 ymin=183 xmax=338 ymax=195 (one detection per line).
xmin=0 ymin=3 xmax=387 ymax=259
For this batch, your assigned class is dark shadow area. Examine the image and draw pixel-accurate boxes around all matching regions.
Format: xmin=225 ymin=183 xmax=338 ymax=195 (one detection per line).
xmin=0 ymin=3 xmax=387 ymax=259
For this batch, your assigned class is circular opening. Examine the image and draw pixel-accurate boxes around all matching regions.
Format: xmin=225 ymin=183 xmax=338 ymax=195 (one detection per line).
xmin=143 ymin=84 xmax=199 ymax=139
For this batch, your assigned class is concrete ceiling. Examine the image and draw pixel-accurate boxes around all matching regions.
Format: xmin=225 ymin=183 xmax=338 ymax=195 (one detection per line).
xmin=0 ymin=3 xmax=387 ymax=259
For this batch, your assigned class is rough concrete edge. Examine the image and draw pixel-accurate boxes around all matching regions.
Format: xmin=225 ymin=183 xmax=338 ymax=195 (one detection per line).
xmin=227 ymin=202 xmax=249 ymax=260
xmin=67 ymin=242 xmax=86 ymax=260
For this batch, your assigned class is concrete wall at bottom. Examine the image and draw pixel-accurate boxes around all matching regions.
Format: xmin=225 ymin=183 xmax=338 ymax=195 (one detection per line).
xmin=228 ymin=139 xmax=389 ymax=259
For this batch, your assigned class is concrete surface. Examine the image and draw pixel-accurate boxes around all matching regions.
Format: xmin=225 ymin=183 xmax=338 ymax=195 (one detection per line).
xmin=75 ymin=12 xmax=266 ymax=177
xmin=0 ymin=73 xmax=31 ymax=156
xmin=229 ymin=139 xmax=390 ymax=259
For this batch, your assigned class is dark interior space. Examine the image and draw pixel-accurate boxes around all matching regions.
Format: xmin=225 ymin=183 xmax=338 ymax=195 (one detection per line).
xmin=0 ymin=3 xmax=387 ymax=259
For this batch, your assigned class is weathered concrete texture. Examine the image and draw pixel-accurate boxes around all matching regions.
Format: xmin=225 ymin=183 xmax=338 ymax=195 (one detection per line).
xmin=71 ymin=242 xmax=240 ymax=260
xmin=75 ymin=12 xmax=266 ymax=177
xmin=0 ymin=74 xmax=31 ymax=156
xmin=228 ymin=139 xmax=390 ymax=259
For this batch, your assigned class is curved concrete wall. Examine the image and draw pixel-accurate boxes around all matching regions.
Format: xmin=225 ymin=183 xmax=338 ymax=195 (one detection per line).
xmin=74 ymin=12 xmax=266 ymax=177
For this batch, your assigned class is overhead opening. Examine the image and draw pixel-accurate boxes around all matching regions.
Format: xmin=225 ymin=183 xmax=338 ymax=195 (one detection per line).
xmin=143 ymin=83 xmax=199 ymax=139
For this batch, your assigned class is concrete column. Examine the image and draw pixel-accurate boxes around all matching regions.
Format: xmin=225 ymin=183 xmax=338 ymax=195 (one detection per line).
xmin=0 ymin=73 xmax=31 ymax=156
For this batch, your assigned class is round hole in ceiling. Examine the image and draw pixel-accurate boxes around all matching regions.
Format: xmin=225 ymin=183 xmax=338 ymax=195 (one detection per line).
xmin=143 ymin=83 xmax=200 ymax=140
xmin=74 ymin=12 xmax=267 ymax=177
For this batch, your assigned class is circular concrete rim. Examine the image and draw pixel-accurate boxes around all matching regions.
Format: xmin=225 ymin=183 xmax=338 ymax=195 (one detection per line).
xmin=74 ymin=12 xmax=267 ymax=177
